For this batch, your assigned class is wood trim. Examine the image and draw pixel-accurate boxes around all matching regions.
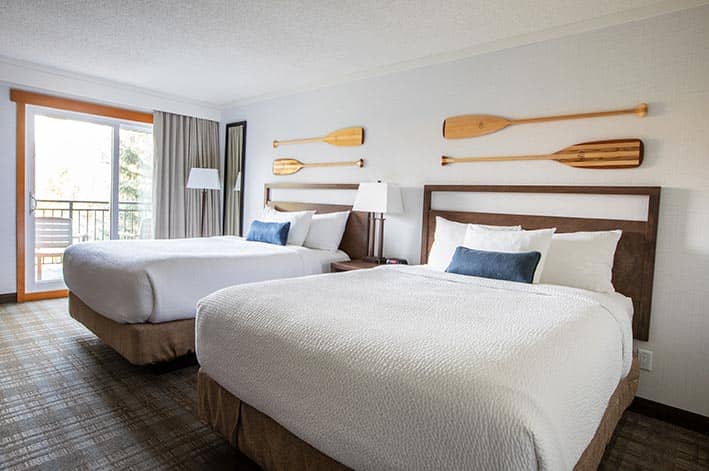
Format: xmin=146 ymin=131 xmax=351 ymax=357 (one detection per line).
xmin=10 ymin=89 xmax=153 ymax=123
xmin=22 ymin=289 xmax=68 ymax=301
xmin=421 ymin=185 xmax=660 ymax=341
xmin=0 ymin=293 xmax=18 ymax=304
xmin=630 ymin=397 xmax=709 ymax=436
xmin=15 ymin=101 xmax=26 ymax=302
xmin=11 ymin=89 xmax=153 ymax=302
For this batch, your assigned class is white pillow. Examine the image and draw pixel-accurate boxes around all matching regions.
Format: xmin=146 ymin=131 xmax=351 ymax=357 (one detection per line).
xmin=540 ymin=230 xmax=622 ymax=293
xmin=462 ymin=226 xmax=556 ymax=283
xmin=427 ymin=216 xmax=521 ymax=271
xmin=261 ymin=206 xmax=315 ymax=246
xmin=304 ymin=211 xmax=350 ymax=251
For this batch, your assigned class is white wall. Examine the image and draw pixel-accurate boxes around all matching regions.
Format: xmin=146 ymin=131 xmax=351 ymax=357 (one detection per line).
xmin=0 ymin=85 xmax=16 ymax=293
xmin=222 ymin=6 xmax=709 ymax=416
xmin=0 ymin=64 xmax=221 ymax=295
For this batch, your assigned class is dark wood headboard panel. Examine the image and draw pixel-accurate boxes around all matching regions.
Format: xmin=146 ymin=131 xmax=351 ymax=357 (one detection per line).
xmin=264 ymin=183 xmax=369 ymax=260
xmin=421 ymin=185 xmax=660 ymax=341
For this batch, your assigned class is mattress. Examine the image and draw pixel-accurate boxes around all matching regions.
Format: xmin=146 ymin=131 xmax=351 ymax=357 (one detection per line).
xmin=196 ymin=265 xmax=634 ymax=471
xmin=63 ymin=236 xmax=349 ymax=324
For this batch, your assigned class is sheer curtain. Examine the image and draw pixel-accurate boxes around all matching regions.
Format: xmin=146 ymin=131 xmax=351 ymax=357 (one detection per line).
xmin=152 ymin=111 xmax=221 ymax=239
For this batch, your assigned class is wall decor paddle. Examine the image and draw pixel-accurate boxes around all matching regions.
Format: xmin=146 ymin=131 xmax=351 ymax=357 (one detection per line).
xmin=441 ymin=139 xmax=643 ymax=169
xmin=273 ymin=127 xmax=364 ymax=148
xmin=443 ymin=104 xmax=647 ymax=139
xmin=273 ymin=158 xmax=364 ymax=175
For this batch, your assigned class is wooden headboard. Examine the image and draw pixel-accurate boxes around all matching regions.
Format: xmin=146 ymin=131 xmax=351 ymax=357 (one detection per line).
xmin=421 ymin=185 xmax=660 ymax=341
xmin=264 ymin=183 xmax=369 ymax=260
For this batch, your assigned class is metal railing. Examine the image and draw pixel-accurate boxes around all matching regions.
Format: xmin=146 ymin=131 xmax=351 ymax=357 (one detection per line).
xmin=35 ymin=199 xmax=152 ymax=241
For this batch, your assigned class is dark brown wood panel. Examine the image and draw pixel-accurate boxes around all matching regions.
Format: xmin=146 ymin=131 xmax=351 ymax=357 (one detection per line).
xmin=264 ymin=183 xmax=369 ymax=260
xmin=421 ymin=185 xmax=660 ymax=341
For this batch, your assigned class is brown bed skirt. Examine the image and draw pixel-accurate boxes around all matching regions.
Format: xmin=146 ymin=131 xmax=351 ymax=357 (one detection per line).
xmin=68 ymin=292 xmax=196 ymax=365
xmin=198 ymin=357 xmax=639 ymax=470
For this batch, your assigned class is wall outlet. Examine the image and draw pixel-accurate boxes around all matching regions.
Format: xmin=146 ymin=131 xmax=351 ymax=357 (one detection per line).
xmin=638 ymin=349 xmax=653 ymax=371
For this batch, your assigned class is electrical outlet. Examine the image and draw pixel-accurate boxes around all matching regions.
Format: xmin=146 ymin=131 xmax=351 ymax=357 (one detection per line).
xmin=638 ymin=349 xmax=653 ymax=371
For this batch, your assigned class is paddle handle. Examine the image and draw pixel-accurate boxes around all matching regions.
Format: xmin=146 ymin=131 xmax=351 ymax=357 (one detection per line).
xmin=511 ymin=103 xmax=647 ymax=126
xmin=302 ymin=159 xmax=364 ymax=169
xmin=273 ymin=136 xmax=324 ymax=148
xmin=442 ymin=154 xmax=551 ymax=165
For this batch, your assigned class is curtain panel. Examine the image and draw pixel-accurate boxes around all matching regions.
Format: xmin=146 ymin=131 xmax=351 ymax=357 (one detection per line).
xmin=153 ymin=111 xmax=221 ymax=239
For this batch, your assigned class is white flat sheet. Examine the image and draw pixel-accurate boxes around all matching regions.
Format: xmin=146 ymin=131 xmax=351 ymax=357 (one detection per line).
xmin=196 ymin=265 xmax=633 ymax=471
xmin=63 ymin=236 xmax=348 ymax=324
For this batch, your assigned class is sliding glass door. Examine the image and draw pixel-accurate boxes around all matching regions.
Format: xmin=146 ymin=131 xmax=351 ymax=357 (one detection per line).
xmin=25 ymin=106 xmax=153 ymax=294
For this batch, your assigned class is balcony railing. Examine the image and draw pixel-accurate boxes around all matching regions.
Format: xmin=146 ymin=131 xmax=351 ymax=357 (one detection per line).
xmin=36 ymin=199 xmax=152 ymax=241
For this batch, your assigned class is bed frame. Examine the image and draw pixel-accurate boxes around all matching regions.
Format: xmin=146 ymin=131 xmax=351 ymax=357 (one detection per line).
xmin=68 ymin=183 xmax=369 ymax=365
xmin=198 ymin=184 xmax=660 ymax=470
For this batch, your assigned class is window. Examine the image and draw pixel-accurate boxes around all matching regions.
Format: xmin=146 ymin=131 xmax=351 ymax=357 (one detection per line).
xmin=30 ymin=107 xmax=153 ymax=283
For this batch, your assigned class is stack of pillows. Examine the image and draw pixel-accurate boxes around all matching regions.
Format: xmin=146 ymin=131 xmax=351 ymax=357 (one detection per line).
xmin=429 ymin=216 xmax=622 ymax=292
xmin=246 ymin=206 xmax=350 ymax=251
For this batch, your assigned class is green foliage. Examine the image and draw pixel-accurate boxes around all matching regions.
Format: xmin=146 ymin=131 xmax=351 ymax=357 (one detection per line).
xmin=118 ymin=137 xmax=152 ymax=239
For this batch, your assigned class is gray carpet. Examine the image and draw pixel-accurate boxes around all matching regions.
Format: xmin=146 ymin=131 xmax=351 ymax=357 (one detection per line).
xmin=0 ymin=299 xmax=707 ymax=470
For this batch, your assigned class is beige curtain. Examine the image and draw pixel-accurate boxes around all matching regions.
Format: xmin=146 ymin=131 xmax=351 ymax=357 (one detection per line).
xmin=152 ymin=111 xmax=221 ymax=239
xmin=224 ymin=125 xmax=243 ymax=236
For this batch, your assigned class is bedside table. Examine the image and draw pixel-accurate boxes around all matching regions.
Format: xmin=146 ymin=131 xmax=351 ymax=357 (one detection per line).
xmin=330 ymin=259 xmax=380 ymax=272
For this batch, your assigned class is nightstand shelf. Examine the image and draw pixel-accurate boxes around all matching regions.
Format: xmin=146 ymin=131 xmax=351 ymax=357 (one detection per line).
xmin=330 ymin=260 xmax=380 ymax=272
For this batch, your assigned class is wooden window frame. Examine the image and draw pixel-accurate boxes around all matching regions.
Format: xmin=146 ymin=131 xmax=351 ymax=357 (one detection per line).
xmin=10 ymin=90 xmax=153 ymax=302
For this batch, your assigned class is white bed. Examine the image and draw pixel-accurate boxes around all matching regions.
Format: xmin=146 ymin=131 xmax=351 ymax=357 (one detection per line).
xmin=64 ymin=236 xmax=349 ymax=324
xmin=64 ymin=183 xmax=370 ymax=365
xmin=196 ymin=265 xmax=633 ymax=471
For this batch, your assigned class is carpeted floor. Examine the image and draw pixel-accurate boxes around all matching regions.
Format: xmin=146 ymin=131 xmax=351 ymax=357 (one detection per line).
xmin=1 ymin=299 xmax=707 ymax=470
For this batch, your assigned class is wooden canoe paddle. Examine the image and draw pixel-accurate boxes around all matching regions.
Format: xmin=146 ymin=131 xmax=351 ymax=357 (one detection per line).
xmin=273 ymin=127 xmax=364 ymax=148
xmin=441 ymin=139 xmax=643 ymax=169
xmin=273 ymin=158 xmax=364 ymax=175
xmin=443 ymin=104 xmax=647 ymax=139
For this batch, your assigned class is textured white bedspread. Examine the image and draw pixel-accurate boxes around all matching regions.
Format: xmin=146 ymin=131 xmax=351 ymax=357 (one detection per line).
xmin=196 ymin=265 xmax=633 ymax=471
xmin=63 ymin=236 xmax=348 ymax=324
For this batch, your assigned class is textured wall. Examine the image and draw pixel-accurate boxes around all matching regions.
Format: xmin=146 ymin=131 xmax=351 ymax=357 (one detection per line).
xmin=221 ymin=7 xmax=709 ymax=416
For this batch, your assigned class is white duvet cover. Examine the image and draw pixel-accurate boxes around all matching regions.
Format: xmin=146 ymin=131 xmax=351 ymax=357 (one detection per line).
xmin=63 ymin=236 xmax=348 ymax=324
xmin=196 ymin=265 xmax=633 ymax=471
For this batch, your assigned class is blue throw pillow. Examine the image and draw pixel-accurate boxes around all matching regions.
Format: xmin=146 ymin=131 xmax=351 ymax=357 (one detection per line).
xmin=246 ymin=220 xmax=291 ymax=246
xmin=445 ymin=246 xmax=541 ymax=284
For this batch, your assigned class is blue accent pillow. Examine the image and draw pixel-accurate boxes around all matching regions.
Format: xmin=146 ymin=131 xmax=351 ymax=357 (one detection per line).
xmin=445 ymin=246 xmax=541 ymax=284
xmin=246 ymin=220 xmax=291 ymax=246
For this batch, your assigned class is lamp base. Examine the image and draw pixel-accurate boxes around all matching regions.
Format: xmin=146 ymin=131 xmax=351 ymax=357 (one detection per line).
xmin=363 ymin=256 xmax=387 ymax=265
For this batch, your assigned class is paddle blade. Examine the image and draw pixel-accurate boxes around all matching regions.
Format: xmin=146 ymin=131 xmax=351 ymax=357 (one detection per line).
xmin=443 ymin=114 xmax=510 ymax=139
xmin=322 ymin=127 xmax=364 ymax=146
xmin=272 ymin=158 xmax=304 ymax=175
xmin=553 ymin=139 xmax=643 ymax=169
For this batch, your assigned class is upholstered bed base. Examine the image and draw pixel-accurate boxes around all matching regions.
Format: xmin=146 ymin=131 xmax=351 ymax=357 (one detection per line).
xmin=198 ymin=357 xmax=639 ymax=470
xmin=68 ymin=292 xmax=196 ymax=365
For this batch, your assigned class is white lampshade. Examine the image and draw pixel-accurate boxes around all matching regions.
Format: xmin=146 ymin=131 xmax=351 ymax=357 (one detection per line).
xmin=186 ymin=168 xmax=221 ymax=190
xmin=353 ymin=181 xmax=403 ymax=214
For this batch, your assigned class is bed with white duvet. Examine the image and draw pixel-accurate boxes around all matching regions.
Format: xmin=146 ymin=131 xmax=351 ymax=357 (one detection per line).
xmin=196 ymin=264 xmax=634 ymax=471
xmin=64 ymin=236 xmax=349 ymax=324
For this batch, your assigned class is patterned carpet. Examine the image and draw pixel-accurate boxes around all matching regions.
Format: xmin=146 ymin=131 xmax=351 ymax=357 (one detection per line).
xmin=0 ymin=299 xmax=707 ymax=470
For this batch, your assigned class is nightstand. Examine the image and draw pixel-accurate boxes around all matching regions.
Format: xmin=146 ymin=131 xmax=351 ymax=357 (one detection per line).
xmin=330 ymin=259 xmax=380 ymax=272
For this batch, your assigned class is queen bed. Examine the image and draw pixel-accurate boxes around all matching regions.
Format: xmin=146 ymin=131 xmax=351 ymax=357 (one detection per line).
xmin=195 ymin=185 xmax=660 ymax=471
xmin=64 ymin=183 xmax=368 ymax=365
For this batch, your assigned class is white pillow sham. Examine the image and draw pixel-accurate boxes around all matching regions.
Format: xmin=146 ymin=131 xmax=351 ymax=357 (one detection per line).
xmin=427 ymin=216 xmax=521 ymax=271
xmin=462 ymin=226 xmax=556 ymax=283
xmin=540 ymin=230 xmax=622 ymax=293
xmin=261 ymin=206 xmax=315 ymax=246
xmin=304 ymin=211 xmax=350 ymax=251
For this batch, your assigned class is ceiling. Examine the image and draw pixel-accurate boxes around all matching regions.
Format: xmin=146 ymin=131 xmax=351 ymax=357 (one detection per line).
xmin=0 ymin=0 xmax=701 ymax=108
